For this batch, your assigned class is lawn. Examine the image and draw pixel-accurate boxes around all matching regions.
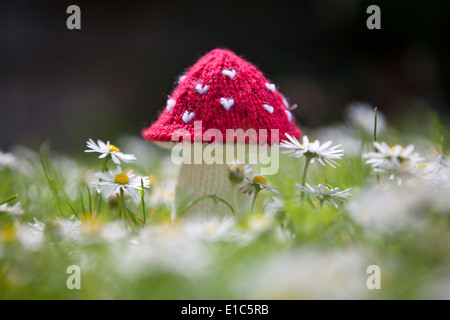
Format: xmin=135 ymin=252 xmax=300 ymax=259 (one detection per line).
xmin=0 ymin=104 xmax=449 ymax=300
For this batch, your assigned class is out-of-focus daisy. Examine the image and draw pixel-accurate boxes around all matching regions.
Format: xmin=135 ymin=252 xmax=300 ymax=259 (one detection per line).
xmin=295 ymin=183 xmax=351 ymax=208
xmin=316 ymin=125 xmax=361 ymax=156
xmin=239 ymin=176 xmax=280 ymax=196
xmin=0 ymin=150 xmax=17 ymax=168
xmin=280 ymin=134 xmax=343 ymax=168
xmin=56 ymin=215 xmax=82 ymax=241
xmin=228 ymin=160 xmax=252 ymax=184
xmin=237 ymin=211 xmax=278 ymax=245
xmin=180 ymin=216 xmax=238 ymax=242
xmin=15 ymin=218 xmax=45 ymax=251
xmin=150 ymin=178 xmax=176 ymax=206
xmin=240 ymin=248 xmax=368 ymax=299
xmin=412 ymin=155 xmax=450 ymax=187
xmin=0 ymin=202 xmax=24 ymax=215
xmin=346 ymin=185 xmax=429 ymax=233
xmin=364 ymin=142 xmax=424 ymax=185
xmin=85 ymin=139 xmax=136 ymax=165
xmin=116 ymin=226 xmax=211 ymax=277
xmin=247 ymin=212 xmax=275 ymax=233
xmin=263 ymin=197 xmax=284 ymax=216
xmin=94 ymin=167 xmax=150 ymax=200
xmin=346 ymin=102 xmax=386 ymax=135
xmin=28 ymin=217 xmax=45 ymax=231
xmin=99 ymin=221 xmax=129 ymax=243
xmin=364 ymin=142 xmax=422 ymax=170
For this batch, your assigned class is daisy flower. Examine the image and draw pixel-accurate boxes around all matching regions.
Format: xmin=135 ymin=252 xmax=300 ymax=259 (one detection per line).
xmin=56 ymin=215 xmax=82 ymax=242
xmin=295 ymin=183 xmax=351 ymax=208
xmin=364 ymin=142 xmax=424 ymax=185
xmin=228 ymin=160 xmax=252 ymax=184
xmin=364 ymin=142 xmax=422 ymax=170
xmin=280 ymin=134 xmax=343 ymax=168
xmin=240 ymin=176 xmax=280 ymax=213
xmin=16 ymin=218 xmax=46 ymax=251
xmin=85 ymin=139 xmax=136 ymax=165
xmin=0 ymin=150 xmax=17 ymax=168
xmin=0 ymin=202 xmax=24 ymax=215
xmin=180 ymin=216 xmax=238 ymax=243
xmin=239 ymin=176 xmax=280 ymax=196
xmin=94 ymin=167 xmax=150 ymax=200
xmin=346 ymin=101 xmax=386 ymax=135
xmin=405 ymin=155 xmax=450 ymax=187
xmin=28 ymin=217 xmax=45 ymax=231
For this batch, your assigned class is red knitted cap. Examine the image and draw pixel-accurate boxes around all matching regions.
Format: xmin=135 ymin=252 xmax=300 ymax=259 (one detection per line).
xmin=142 ymin=48 xmax=301 ymax=145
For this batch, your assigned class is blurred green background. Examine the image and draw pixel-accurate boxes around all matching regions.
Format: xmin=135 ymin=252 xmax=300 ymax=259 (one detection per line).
xmin=0 ymin=0 xmax=448 ymax=152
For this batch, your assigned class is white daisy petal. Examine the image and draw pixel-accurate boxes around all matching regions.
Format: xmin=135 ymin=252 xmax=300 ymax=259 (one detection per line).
xmin=302 ymin=136 xmax=310 ymax=146
xmin=84 ymin=138 xmax=136 ymax=165
xmin=280 ymin=134 xmax=343 ymax=168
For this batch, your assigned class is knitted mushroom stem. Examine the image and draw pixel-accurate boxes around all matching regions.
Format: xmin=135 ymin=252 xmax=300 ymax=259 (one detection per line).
xmin=175 ymin=162 xmax=251 ymax=217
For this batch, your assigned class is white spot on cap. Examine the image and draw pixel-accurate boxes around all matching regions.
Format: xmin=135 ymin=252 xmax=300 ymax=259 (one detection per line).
xmin=166 ymin=98 xmax=176 ymax=111
xmin=196 ymin=84 xmax=209 ymax=95
xmin=178 ymin=75 xmax=186 ymax=83
xmin=220 ymin=98 xmax=234 ymax=111
xmin=263 ymin=104 xmax=274 ymax=113
xmin=285 ymin=110 xmax=293 ymax=121
xmin=222 ymin=69 xmax=237 ymax=79
xmin=265 ymin=83 xmax=276 ymax=92
xmin=282 ymin=97 xmax=289 ymax=108
xmin=182 ymin=111 xmax=195 ymax=123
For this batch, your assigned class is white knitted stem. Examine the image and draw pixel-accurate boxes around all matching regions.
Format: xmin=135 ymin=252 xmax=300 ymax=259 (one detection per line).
xmin=175 ymin=162 xmax=251 ymax=218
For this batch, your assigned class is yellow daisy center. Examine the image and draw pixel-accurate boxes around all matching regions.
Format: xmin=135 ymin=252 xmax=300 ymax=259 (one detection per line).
xmin=416 ymin=163 xmax=427 ymax=168
xmin=109 ymin=144 xmax=120 ymax=153
xmin=114 ymin=173 xmax=129 ymax=185
xmin=391 ymin=146 xmax=405 ymax=152
xmin=204 ymin=225 xmax=217 ymax=234
xmin=2 ymin=225 xmax=16 ymax=242
xmin=229 ymin=164 xmax=244 ymax=175
xmin=148 ymin=175 xmax=157 ymax=187
xmin=400 ymin=163 xmax=409 ymax=168
xmin=253 ymin=176 xmax=267 ymax=185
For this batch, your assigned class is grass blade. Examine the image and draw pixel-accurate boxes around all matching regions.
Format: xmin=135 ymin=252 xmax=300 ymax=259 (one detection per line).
xmin=0 ymin=194 xmax=18 ymax=206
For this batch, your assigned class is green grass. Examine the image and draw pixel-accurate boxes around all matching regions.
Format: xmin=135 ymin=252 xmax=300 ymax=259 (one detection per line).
xmin=0 ymin=112 xmax=449 ymax=300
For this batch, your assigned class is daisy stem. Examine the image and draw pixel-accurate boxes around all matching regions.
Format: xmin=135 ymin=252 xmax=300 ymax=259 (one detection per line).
xmin=319 ymin=200 xmax=324 ymax=209
xmin=120 ymin=189 xmax=126 ymax=219
xmin=0 ymin=194 xmax=17 ymax=206
xmin=373 ymin=107 xmax=378 ymax=142
xmin=100 ymin=157 xmax=110 ymax=172
xmin=374 ymin=107 xmax=380 ymax=183
xmin=251 ymin=189 xmax=261 ymax=213
xmin=96 ymin=192 xmax=102 ymax=216
xmin=117 ymin=192 xmax=123 ymax=219
xmin=300 ymin=156 xmax=312 ymax=201
xmin=87 ymin=186 xmax=92 ymax=217
xmin=94 ymin=158 xmax=110 ymax=216
xmin=141 ymin=178 xmax=146 ymax=226
xmin=232 ymin=183 xmax=240 ymax=216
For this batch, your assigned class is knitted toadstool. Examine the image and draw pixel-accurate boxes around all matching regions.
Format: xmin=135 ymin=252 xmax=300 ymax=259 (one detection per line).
xmin=142 ymin=48 xmax=301 ymax=216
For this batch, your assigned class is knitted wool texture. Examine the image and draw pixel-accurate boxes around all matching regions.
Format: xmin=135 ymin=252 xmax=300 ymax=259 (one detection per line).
xmin=142 ymin=48 xmax=301 ymax=144
xmin=175 ymin=162 xmax=251 ymax=219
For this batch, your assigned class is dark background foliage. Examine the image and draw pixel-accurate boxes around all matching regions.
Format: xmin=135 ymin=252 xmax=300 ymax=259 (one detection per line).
xmin=0 ymin=0 xmax=448 ymax=152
